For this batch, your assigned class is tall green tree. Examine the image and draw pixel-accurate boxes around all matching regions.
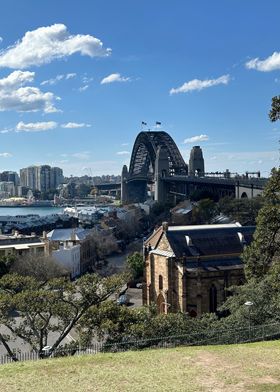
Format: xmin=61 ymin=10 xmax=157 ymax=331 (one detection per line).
xmin=243 ymin=168 xmax=280 ymax=280
xmin=269 ymin=95 xmax=280 ymax=122
xmin=126 ymin=252 xmax=144 ymax=280
xmin=0 ymin=273 xmax=125 ymax=360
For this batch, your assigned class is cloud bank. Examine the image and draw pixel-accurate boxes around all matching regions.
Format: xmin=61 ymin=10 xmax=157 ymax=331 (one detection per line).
xmin=0 ymin=70 xmax=58 ymax=112
xmin=170 ymin=75 xmax=230 ymax=94
xmin=101 ymin=73 xmax=131 ymax=84
xmin=61 ymin=122 xmax=91 ymax=128
xmin=246 ymin=52 xmax=280 ymax=72
xmin=0 ymin=24 xmax=111 ymax=69
xmin=184 ymin=134 xmax=209 ymax=143
xmin=116 ymin=151 xmax=130 ymax=155
xmin=0 ymin=152 xmax=12 ymax=158
xmin=16 ymin=121 xmax=57 ymax=132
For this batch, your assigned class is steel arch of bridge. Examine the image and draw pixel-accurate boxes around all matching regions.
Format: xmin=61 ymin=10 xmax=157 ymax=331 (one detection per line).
xmin=128 ymin=131 xmax=187 ymax=178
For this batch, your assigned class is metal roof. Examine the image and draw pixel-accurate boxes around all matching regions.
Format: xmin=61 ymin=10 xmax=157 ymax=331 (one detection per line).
xmin=185 ymin=258 xmax=244 ymax=272
xmin=150 ymin=249 xmax=175 ymax=258
xmin=166 ymin=226 xmax=255 ymax=258
xmin=47 ymin=228 xmax=89 ymax=241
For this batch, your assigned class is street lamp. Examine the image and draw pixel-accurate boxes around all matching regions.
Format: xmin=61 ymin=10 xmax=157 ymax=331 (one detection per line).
xmin=244 ymin=301 xmax=254 ymax=340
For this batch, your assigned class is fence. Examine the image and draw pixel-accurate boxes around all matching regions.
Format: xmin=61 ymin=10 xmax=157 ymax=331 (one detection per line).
xmin=1 ymin=322 xmax=280 ymax=365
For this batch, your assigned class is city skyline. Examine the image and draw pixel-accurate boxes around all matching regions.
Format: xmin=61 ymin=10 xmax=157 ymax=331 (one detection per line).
xmin=0 ymin=1 xmax=279 ymax=177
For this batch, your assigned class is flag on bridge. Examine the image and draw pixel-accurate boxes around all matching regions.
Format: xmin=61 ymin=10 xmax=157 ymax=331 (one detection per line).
xmin=156 ymin=121 xmax=161 ymax=126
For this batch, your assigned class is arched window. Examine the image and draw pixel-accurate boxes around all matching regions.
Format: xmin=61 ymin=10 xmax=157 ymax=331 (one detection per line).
xmin=209 ymin=284 xmax=217 ymax=313
xmin=159 ymin=275 xmax=163 ymax=290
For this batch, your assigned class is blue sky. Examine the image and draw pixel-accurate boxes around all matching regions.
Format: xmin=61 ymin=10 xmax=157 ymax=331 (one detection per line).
xmin=0 ymin=0 xmax=279 ymax=177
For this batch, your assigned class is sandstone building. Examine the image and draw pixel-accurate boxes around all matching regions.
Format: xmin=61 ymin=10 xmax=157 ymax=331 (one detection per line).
xmin=143 ymin=223 xmax=255 ymax=315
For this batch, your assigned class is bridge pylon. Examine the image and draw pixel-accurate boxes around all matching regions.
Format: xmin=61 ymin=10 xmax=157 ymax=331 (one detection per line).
xmin=155 ymin=146 xmax=169 ymax=203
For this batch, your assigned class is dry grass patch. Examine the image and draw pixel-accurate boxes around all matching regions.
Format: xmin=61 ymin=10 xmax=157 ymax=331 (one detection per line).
xmin=0 ymin=341 xmax=280 ymax=392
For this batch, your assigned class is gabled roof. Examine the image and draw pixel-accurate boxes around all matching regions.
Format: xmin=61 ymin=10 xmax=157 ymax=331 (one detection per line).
xmin=145 ymin=226 xmax=163 ymax=249
xmin=47 ymin=228 xmax=90 ymax=242
xmin=166 ymin=225 xmax=255 ymax=258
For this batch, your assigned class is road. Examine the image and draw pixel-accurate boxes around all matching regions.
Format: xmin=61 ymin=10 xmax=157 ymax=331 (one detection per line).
xmin=0 ymin=240 xmax=144 ymax=359
xmin=104 ymin=238 xmax=143 ymax=274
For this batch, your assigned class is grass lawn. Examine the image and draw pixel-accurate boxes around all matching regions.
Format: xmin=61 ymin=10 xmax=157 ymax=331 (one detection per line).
xmin=0 ymin=341 xmax=280 ymax=392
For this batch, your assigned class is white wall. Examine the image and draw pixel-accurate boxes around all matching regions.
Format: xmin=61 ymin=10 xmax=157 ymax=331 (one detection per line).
xmin=52 ymin=243 xmax=81 ymax=279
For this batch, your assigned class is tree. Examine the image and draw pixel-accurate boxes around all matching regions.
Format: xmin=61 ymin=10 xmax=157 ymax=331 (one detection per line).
xmin=10 ymin=254 xmax=67 ymax=281
xmin=243 ymin=168 xmax=280 ymax=280
xmin=194 ymin=198 xmax=217 ymax=224
xmin=219 ymin=277 xmax=280 ymax=328
xmin=218 ymin=196 xmax=264 ymax=225
xmin=0 ymin=273 xmax=125 ymax=360
xmin=79 ymin=301 xmax=219 ymax=348
xmin=126 ymin=252 xmax=144 ymax=280
xmin=0 ymin=255 xmax=15 ymax=278
xmin=88 ymin=230 xmax=118 ymax=262
xmin=75 ymin=184 xmax=92 ymax=198
xmin=269 ymin=95 xmax=280 ymax=122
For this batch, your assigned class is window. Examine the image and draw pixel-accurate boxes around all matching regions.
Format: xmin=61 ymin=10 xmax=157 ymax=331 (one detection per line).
xmin=209 ymin=284 xmax=217 ymax=313
xmin=159 ymin=275 xmax=163 ymax=290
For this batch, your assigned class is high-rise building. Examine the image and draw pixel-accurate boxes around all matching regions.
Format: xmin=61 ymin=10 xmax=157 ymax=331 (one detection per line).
xmin=20 ymin=166 xmax=37 ymax=189
xmin=50 ymin=167 xmax=64 ymax=189
xmin=189 ymin=146 xmax=205 ymax=176
xmin=0 ymin=181 xmax=15 ymax=197
xmin=20 ymin=165 xmax=63 ymax=192
xmin=0 ymin=171 xmax=19 ymax=185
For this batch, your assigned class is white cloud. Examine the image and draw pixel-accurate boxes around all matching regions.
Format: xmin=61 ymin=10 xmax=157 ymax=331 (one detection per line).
xmin=0 ymin=24 xmax=111 ymax=69
xmin=0 ymin=152 xmax=12 ymax=158
xmin=183 ymin=134 xmax=209 ymax=143
xmin=82 ymin=75 xmax=94 ymax=84
xmin=101 ymin=73 xmax=131 ymax=84
xmin=121 ymin=143 xmax=129 ymax=146
xmin=78 ymin=84 xmax=89 ymax=92
xmin=66 ymin=73 xmax=76 ymax=80
xmin=61 ymin=122 xmax=91 ymax=129
xmin=0 ymin=70 xmax=58 ymax=113
xmin=116 ymin=151 xmax=130 ymax=155
xmin=0 ymin=37 xmax=3 ymax=43
xmin=41 ymin=72 xmax=77 ymax=86
xmin=0 ymin=69 xmax=34 ymax=88
xmin=246 ymin=52 xmax=280 ymax=72
xmin=41 ymin=74 xmax=64 ymax=86
xmin=170 ymin=74 xmax=230 ymax=94
xmin=0 ymin=128 xmax=12 ymax=134
xmin=16 ymin=121 xmax=57 ymax=132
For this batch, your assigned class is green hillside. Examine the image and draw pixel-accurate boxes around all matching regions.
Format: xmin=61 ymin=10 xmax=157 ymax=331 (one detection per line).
xmin=1 ymin=341 xmax=280 ymax=392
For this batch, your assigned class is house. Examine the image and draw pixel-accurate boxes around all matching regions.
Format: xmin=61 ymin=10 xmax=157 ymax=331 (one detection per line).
xmin=45 ymin=228 xmax=96 ymax=275
xmin=51 ymin=242 xmax=81 ymax=279
xmin=0 ymin=232 xmax=46 ymax=258
xmin=143 ymin=222 xmax=255 ymax=316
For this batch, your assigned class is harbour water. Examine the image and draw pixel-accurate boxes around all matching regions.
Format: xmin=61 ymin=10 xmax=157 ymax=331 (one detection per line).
xmin=0 ymin=206 xmax=64 ymax=216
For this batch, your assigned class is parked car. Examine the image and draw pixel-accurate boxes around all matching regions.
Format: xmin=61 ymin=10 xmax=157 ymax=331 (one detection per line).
xmin=117 ymin=294 xmax=130 ymax=306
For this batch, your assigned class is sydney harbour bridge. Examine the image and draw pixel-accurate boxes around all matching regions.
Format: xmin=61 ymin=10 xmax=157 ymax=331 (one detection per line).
xmin=98 ymin=131 xmax=267 ymax=204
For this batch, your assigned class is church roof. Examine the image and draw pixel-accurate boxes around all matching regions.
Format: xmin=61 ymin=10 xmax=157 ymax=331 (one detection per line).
xmin=145 ymin=226 xmax=163 ymax=249
xmin=185 ymin=257 xmax=244 ymax=272
xmin=165 ymin=225 xmax=255 ymax=258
